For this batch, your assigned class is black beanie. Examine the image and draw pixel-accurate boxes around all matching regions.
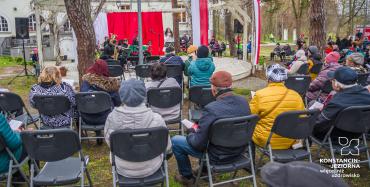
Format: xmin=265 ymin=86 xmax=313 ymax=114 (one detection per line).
xmin=197 ymin=45 xmax=209 ymax=58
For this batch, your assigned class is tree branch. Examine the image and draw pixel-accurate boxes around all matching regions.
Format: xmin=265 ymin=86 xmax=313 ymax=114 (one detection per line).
xmin=93 ymin=0 xmax=106 ymax=21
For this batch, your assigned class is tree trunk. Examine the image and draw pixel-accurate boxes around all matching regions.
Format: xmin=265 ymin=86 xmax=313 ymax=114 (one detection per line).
xmin=309 ymin=0 xmax=327 ymax=54
xmin=171 ymin=0 xmax=180 ymax=53
xmin=295 ymin=16 xmax=302 ymax=38
xmin=225 ymin=11 xmax=235 ymax=56
xmin=64 ymin=0 xmax=96 ymax=84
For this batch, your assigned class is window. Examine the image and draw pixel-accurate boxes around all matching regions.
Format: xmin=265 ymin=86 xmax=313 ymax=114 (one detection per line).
xmin=0 ymin=16 xmax=8 ymax=32
xmin=178 ymin=5 xmax=187 ymax=23
xmin=119 ymin=5 xmax=131 ymax=10
xmin=28 ymin=14 xmax=36 ymax=31
xmin=63 ymin=20 xmax=72 ymax=32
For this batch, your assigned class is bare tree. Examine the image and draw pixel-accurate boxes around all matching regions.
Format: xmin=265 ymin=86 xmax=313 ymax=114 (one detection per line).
xmin=225 ymin=10 xmax=236 ymax=56
xmin=171 ymin=0 xmax=180 ymax=52
xmin=309 ymin=0 xmax=326 ymax=53
xmin=291 ymin=0 xmax=310 ymax=37
xmin=64 ymin=0 xmax=105 ymax=83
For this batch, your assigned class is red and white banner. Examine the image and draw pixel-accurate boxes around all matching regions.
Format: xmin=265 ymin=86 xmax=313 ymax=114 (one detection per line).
xmin=191 ymin=0 xmax=209 ymax=46
xmin=253 ymin=0 xmax=261 ymax=65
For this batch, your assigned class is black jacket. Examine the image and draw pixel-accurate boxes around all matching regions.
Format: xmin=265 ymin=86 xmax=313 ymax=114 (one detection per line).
xmin=186 ymin=94 xmax=251 ymax=164
xmin=314 ymin=85 xmax=370 ymax=142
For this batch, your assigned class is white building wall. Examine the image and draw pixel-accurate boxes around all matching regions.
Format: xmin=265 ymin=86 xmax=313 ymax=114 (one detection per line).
xmin=0 ymin=0 xmax=34 ymax=37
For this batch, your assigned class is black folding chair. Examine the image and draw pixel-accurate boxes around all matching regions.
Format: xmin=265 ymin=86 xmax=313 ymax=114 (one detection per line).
xmin=357 ymin=72 xmax=370 ymax=86
xmin=314 ymin=80 xmax=333 ymax=102
xmin=127 ymin=56 xmax=139 ymax=66
xmin=311 ymin=106 xmax=370 ymax=169
xmin=109 ymin=127 xmax=169 ymax=187
xmin=108 ymin=65 xmax=125 ymax=80
xmin=147 ymin=87 xmax=183 ymax=134
xmin=257 ymin=109 xmax=320 ymax=166
xmin=106 ymin=59 xmax=120 ymax=66
xmin=76 ymin=92 xmax=113 ymax=141
xmin=135 ymin=64 xmax=152 ymax=80
xmin=310 ymin=62 xmax=323 ymax=75
xmin=33 ymin=95 xmax=72 ymax=129
xmin=0 ymin=136 xmax=29 ymax=187
xmin=188 ymin=86 xmax=216 ymax=122
xmin=195 ymin=115 xmax=259 ymax=187
xmin=166 ymin=64 xmax=184 ymax=89
xmin=0 ymin=92 xmax=39 ymax=127
xmin=285 ymin=75 xmax=311 ymax=97
xmin=296 ymin=63 xmax=309 ymax=75
xmin=21 ymin=129 xmax=93 ymax=187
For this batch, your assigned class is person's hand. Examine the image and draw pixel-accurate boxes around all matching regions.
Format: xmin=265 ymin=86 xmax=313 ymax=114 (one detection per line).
xmin=367 ymin=85 xmax=370 ymax=93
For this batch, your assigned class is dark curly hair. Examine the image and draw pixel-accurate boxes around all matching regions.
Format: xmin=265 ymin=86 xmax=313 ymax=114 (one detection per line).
xmin=150 ymin=63 xmax=167 ymax=81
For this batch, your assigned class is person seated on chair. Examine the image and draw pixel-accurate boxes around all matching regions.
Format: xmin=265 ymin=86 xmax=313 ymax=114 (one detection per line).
xmin=307 ymin=46 xmax=323 ymax=80
xmin=100 ymin=44 xmax=115 ymax=61
xmin=306 ymin=52 xmax=342 ymax=103
xmin=122 ymin=39 xmax=129 ymax=48
xmin=287 ymin=49 xmax=308 ymax=75
xmin=188 ymin=46 xmax=216 ymax=87
xmin=251 ymin=64 xmax=305 ymax=149
xmin=283 ymin=44 xmax=292 ymax=56
xmin=81 ymin=60 xmax=121 ymax=144
xmin=159 ymin=46 xmax=185 ymax=86
xmin=270 ymin=43 xmax=282 ymax=61
xmin=313 ymin=67 xmax=370 ymax=143
xmin=0 ymin=114 xmax=27 ymax=175
xmin=171 ymin=71 xmax=251 ymax=185
xmin=345 ymin=52 xmax=367 ymax=74
xmin=145 ymin=63 xmax=181 ymax=121
xmin=220 ymin=42 xmax=227 ymax=57
xmin=211 ymin=41 xmax=221 ymax=57
xmin=104 ymin=79 xmax=172 ymax=178
xmin=184 ymin=45 xmax=198 ymax=77
xmin=29 ymin=66 xmax=76 ymax=129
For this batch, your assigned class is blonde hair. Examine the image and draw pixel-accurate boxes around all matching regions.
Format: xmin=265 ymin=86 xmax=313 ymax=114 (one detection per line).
xmin=38 ymin=66 xmax=62 ymax=85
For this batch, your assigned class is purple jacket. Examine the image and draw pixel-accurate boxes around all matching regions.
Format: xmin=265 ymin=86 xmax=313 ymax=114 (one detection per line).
xmin=306 ymin=62 xmax=342 ymax=102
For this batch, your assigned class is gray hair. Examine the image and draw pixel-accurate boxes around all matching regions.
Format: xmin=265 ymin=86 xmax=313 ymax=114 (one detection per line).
xmin=333 ymin=79 xmax=357 ymax=89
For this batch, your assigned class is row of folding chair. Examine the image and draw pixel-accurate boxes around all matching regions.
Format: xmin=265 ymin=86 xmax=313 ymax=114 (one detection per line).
xmin=135 ymin=64 xmax=184 ymax=81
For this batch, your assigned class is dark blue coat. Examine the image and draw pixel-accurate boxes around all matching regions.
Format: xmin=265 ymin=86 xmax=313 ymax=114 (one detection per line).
xmin=187 ymin=94 xmax=251 ymax=164
xmin=314 ymin=85 xmax=370 ymax=142
xmin=160 ymin=54 xmax=185 ymax=85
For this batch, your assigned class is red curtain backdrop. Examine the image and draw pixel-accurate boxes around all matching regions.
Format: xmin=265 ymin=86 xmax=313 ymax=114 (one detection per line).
xmin=107 ymin=12 xmax=164 ymax=55
xmin=199 ymin=0 xmax=209 ymax=45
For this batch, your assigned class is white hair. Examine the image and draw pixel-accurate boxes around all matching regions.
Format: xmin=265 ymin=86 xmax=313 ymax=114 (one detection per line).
xmin=333 ymin=79 xmax=357 ymax=89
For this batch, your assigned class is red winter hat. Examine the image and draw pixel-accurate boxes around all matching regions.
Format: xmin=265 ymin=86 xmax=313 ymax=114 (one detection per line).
xmin=210 ymin=71 xmax=232 ymax=87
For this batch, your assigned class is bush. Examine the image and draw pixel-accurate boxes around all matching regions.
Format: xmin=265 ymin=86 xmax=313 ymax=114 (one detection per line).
xmin=177 ymin=52 xmax=187 ymax=56
xmin=15 ymin=57 xmax=24 ymax=63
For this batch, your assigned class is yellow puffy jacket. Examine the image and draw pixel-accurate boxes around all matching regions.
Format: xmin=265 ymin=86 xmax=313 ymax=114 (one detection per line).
xmin=307 ymin=59 xmax=318 ymax=80
xmin=251 ymin=82 xmax=305 ymax=149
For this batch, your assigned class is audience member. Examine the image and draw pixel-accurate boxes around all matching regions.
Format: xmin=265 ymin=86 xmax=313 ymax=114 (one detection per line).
xmin=313 ymin=67 xmax=370 ymax=143
xmin=29 ymin=66 xmax=75 ymax=129
xmin=145 ymin=63 xmax=181 ymax=121
xmin=251 ymin=64 xmax=305 ymax=149
xmin=288 ymin=49 xmax=307 ymax=75
xmin=345 ymin=53 xmax=367 ymax=73
xmin=104 ymin=79 xmax=171 ymax=178
xmin=100 ymin=44 xmax=115 ymax=61
xmin=307 ymin=46 xmax=323 ymax=80
xmin=0 ymin=114 xmax=26 ymax=174
xmin=270 ymin=43 xmax=282 ymax=61
xmin=159 ymin=47 xmax=185 ymax=85
xmin=81 ymin=60 xmax=121 ymax=144
xmin=184 ymin=45 xmax=198 ymax=77
xmin=188 ymin=46 xmax=216 ymax=87
xmin=172 ymin=71 xmax=251 ymax=185
xmin=306 ymin=52 xmax=342 ymax=103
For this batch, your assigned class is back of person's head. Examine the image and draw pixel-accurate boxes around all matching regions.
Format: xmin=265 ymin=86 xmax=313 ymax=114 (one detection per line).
xmin=86 ymin=59 xmax=109 ymax=77
xmin=266 ymin=64 xmax=288 ymax=83
xmin=104 ymin=44 xmax=115 ymax=57
xmin=346 ymin=52 xmax=364 ymax=66
xmin=150 ymin=63 xmax=167 ymax=81
xmin=38 ymin=66 xmax=62 ymax=85
xmin=328 ymin=67 xmax=358 ymax=91
xmin=187 ymin=45 xmax=198 ymax=55
xmin=165 ymin=46 xmax=175 ymax=54
xmin=325 ymin=52 xmax=340 ymax=64
xmin=197 ymin=45 xmax=209 ymax=58
xmin=119 ymin=79 xmax=146 ymax=107
xmin=210 ymin=71 xmax=233 ymax=96
xmin=276 ymin=43 xmax=280 ymax=46
xmin=308 ymin=46 xmax=319 ymax=56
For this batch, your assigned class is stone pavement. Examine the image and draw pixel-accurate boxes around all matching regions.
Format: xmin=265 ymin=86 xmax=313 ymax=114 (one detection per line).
xmin=43 ymin=56 xmax=252 ymax=85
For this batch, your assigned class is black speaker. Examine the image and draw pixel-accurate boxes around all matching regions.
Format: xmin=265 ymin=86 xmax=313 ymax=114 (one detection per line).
xmin=234 ymin=19 xmax=243 ymax=34
xmin=15 ymin=18 xmax=29 ymax=39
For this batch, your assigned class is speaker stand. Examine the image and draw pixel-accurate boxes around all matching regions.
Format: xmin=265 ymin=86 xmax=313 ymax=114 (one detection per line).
xmin=7 ymin=38 xmax=35 ymax=85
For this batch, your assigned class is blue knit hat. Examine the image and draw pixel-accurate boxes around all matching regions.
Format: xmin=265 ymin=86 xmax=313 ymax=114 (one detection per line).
xmin=119 ymin=79 xmax=146 ymax=107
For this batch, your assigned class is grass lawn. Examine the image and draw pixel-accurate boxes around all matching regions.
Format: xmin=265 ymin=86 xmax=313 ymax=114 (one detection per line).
xmin=0 ymin=56 xmax=369 ymax=187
